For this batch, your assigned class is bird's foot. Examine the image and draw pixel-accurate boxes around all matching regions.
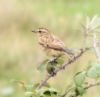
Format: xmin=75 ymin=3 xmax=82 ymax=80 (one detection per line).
xmin=50 ymin=71 xmax=56 ymax=76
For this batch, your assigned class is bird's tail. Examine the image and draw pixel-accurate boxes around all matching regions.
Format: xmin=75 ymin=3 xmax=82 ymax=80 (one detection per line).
xmin=63 ymin=48 xmax=74 ymax=56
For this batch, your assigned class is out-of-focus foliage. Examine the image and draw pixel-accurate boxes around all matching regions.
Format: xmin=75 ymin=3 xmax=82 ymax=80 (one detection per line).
xmin=22 ymin=62 xmax=100 ymax=97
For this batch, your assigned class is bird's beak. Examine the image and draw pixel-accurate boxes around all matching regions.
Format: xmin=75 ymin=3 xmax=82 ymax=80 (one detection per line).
xmin=32 ymin=30 xmax=37 ymax=33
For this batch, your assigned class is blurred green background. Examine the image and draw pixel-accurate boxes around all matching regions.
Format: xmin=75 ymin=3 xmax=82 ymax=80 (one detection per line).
xmin=0 ymin=0 xmax=100 ymax=97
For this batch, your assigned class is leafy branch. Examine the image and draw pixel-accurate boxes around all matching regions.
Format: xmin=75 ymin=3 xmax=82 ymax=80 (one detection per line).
xmin=38 ymin=47 xmax=90 ymax=89
xmin=62 ymin=81 xmax=100 ymax=97
xmin=22 ymin=16 xmax=100 ymax=97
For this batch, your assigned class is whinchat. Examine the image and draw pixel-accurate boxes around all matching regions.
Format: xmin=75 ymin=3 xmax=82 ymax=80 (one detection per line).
xmin=32 ymin=28 xmax=74 ymax=57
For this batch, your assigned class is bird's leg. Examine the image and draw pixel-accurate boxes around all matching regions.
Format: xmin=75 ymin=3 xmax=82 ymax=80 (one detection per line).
xmin=49 ymin=55 xmax=62 ymax=65
xmin=66 ymin=51 xmax=76 ymax=61
xmin=47 ymin=55 xmax=62 ymax=76
xmin=47 ymin=57 xmax=56 ymax=76
xmin=49 ymin=57 xmax=57 ymax=65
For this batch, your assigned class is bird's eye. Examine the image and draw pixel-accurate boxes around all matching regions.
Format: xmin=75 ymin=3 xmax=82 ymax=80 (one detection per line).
xmin=39 ymin=30 xmax=42 ymax=33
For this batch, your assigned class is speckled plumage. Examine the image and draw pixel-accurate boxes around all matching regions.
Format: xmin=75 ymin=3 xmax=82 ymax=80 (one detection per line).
xmin=33 ymin=28 xmax=73 ymax=57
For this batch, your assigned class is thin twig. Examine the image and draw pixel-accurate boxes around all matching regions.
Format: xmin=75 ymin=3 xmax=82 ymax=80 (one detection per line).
xmin=61 ymin=81 xmax=100 ymax=97
xmin=85 ymin=81 xmax=100 ymax=90
xmin=93 ymin=33 xmax=100 ymax=62
xmin=38 ymin=47 xmax=90 ymax=89
xmin=61 ymin=87 xmax=74 ymax=97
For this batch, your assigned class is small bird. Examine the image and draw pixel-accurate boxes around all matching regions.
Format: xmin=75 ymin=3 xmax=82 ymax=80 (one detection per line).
xmin=32 ymin=28 xmax=74 ymax=58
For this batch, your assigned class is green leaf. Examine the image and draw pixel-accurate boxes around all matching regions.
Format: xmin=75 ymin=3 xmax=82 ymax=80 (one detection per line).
xmin=74 ymin=71 xmax=86 ymax=86
xmin=46 ymin=63 xmax=55 ymax=75
xmin=87 ymin=66 xmax=97 ymax=78
xmin=25 ymin=82 xmax=35 ymax=91
xmin=43 ymin=90 xmax=51 ymax=96
xmin=87 ymin=63 xmax=100 ymax=78
xmin=48 ymin=88 xmax=58 ymax=95
xmin=36 ymin=87 xmax=58 ymax=97
xmin=37 ymin=59 xmax=49 ymax=71
xmin=75 ymin=86 xmax=85 ymax=96
xmin=56 ymin=58 xmax=64 ymax=65
xmin=24 ymin=92 xmax=33 ymax=97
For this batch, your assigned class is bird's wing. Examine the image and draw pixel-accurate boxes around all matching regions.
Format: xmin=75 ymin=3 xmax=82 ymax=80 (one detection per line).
xmin=48 ymin=35 xmax=74 ymax=55
xmin=47 ymin=35 xmax=66 ymax=51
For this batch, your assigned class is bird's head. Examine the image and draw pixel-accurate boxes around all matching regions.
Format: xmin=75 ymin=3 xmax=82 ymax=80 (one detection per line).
xmin=32 ymin=28 xmax=49 ymax=34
